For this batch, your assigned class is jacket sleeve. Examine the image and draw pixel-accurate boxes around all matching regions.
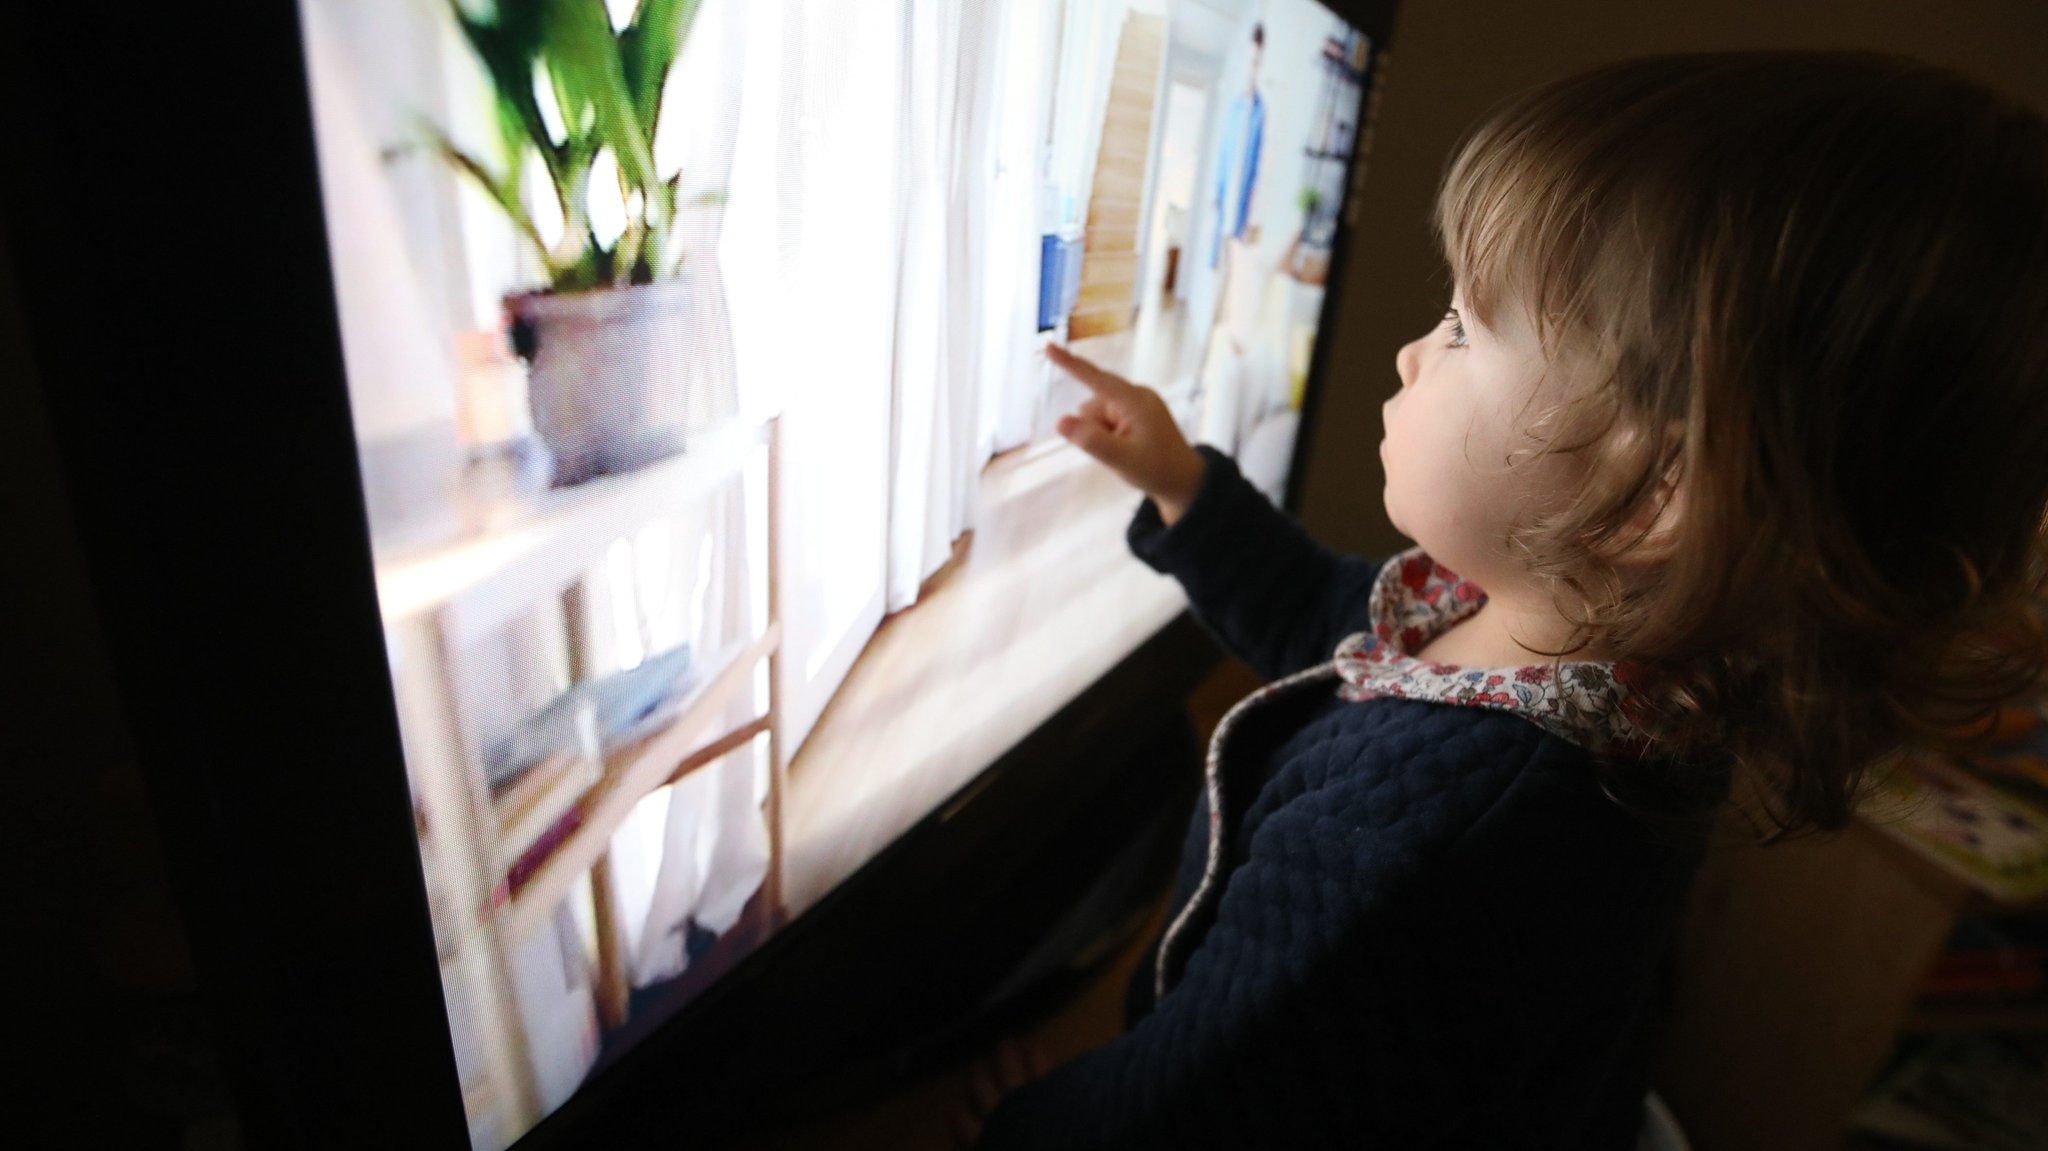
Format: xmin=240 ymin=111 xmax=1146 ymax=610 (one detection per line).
xmin=972 ymin=725 xmax=1550 ymax=1151
xmin=1127 ymin=445 xmax=1383 ymax=682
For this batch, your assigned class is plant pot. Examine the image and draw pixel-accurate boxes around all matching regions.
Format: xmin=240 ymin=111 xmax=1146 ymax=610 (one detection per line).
xmin=507 ymin=265 xmax=735 ymax=487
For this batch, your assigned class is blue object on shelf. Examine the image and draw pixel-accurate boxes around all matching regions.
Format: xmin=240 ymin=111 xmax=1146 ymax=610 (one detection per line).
xmin=1037 ymin=230 xmax=1084 ymax=332
xmin=483 ymin=643 xmax=695 ymax=790
xmin=1038 ymin=234 xmax=1061 ymax=331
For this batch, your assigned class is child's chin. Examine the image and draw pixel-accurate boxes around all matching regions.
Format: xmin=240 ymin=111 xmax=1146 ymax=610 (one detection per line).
xmin=1380 ymin=487 xmax=1404 ymax=532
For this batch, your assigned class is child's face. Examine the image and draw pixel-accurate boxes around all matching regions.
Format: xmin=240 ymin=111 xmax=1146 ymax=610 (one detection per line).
xmin=1380 ymin=291 xmax=1588 ymax=593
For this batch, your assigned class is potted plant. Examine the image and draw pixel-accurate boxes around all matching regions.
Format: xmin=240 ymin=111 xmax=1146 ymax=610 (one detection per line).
xmin=430 ymin=0 xmax=726 ymax=486
xmin=1283 ymin=185 xmax=1331 ymax=284
xmin=1296 ymin=184 xmax=1325 ymax=241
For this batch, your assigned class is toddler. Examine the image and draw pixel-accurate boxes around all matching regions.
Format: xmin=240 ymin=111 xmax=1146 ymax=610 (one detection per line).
xmin=965 ymin=51 xmax=2048 ymax=1150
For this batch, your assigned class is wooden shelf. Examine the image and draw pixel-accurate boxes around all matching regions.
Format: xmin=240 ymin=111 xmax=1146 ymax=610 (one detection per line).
xmin=375 ymin=407 xmax=775 ymax=644
xmin=504 ymin=622 xmax=781 ymax=945
xmin=390 ymin=411 xmax=785 ymax=1137
xmin=1317 ymin=50 xmax=1367 ymax=81
xmin=493 ymin=751 xmax=596 ymax=864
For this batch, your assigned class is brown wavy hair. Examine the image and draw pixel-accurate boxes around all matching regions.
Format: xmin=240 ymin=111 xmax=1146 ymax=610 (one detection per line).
xmin=1437 ymin=52 xmax=2048 ymax=836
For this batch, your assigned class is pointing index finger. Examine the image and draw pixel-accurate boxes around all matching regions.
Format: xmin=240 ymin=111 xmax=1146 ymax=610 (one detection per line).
xmin=1046 ymin=343 xmax=1130 ymax=396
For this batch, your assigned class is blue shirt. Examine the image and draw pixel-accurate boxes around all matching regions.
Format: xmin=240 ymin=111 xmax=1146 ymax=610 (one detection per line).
xmin=1211 ymin=90 xmax=1265 ymax=268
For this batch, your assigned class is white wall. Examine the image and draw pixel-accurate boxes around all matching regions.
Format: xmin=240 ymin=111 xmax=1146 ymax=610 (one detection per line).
xmin=1142 ymin=80 xmax=1211 ymax=296
xmin=1140 ymin=0 xmax=1228 ymax=305
xmin=1243 ymin=1 xmax=1353 ymax=264
xmin=1176 ymin=0 xmax=1352 ymax=362
xmin=299 ymin=0 xmax=462 ymax=445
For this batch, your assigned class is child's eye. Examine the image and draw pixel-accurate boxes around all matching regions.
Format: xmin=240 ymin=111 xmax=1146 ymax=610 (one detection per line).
xmin=1442 ymin=308 xmax=1469 ymax=349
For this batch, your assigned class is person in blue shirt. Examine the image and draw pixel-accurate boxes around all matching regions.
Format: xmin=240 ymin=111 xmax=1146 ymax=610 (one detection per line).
xmin=1210 ymin=23 xmax=1265 ymax=268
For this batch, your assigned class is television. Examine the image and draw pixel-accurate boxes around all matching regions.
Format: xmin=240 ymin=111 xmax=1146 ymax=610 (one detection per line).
xmin=3 ymin=0 xmax=1394 ymax=1146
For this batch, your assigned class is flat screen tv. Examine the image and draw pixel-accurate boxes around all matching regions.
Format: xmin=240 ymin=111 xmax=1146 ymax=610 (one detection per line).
xmin=4 ymin=0 xmax=1393 ymax=1146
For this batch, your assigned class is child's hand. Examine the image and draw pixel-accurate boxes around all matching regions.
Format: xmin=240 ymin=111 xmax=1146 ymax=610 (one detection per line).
xmin=1047 ymin=344 xmax=1207 ymax=526
xmin=947 ymin=1034 xmax=1045 ymax=1149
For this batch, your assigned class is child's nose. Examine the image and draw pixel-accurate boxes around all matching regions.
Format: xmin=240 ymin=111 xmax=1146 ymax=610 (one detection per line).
xmin=1395 ymin=336 xmax=1422 ymax=390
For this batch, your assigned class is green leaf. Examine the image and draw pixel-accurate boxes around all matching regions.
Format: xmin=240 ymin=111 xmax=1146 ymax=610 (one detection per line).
xmin=539 ymin=0 xmax=658 ymax=204
xmin=449 ymin=2 xmax=552 ymax=162
xmin=422 ymin=120 xmax=552 ymax=266
xmin=433 ymin=0 xmax=700 ymax=293
xmin=620 ymin=0 xmax=701 ymax=141
xmin=611 ymin=219 xmax=648 ymax=288
xmin=551 ymin=238 xmax=607 ymax=294
xmin=549 ymin=136 xmax=597 ymax=273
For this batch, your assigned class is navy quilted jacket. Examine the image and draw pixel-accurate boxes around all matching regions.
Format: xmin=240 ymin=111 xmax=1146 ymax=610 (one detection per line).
xmin=975 ymin=447 xmax=1716 ymax=1150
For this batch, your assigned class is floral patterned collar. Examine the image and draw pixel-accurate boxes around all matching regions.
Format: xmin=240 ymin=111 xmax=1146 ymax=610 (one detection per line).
xmin=1154 ymin=547 xmax=1656 ymax=998
xmin=1329 ymin=548 xmax=1653 ymax=759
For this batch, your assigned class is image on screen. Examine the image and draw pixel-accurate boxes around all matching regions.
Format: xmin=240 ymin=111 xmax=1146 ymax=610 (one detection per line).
xmin=296 ymin=0 xmax=1370 ymax=1144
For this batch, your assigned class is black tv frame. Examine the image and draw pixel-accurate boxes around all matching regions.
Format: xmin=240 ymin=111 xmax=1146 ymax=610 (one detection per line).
xmin=1 ymin=1 xmax=1397 ymax=1146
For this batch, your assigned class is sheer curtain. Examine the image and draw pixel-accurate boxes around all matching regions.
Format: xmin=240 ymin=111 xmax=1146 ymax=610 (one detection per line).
xmin=602 ymin=0 xmax=1072 ymax=977
xmin=721 ymin=0 xmax=901 ymax=763
xmin=976 ymin=0 xmax=1052 ymax=461
xmin=589 ymin=0 xmax=767 ymax=988
xmin=887 ymin=0 xmax=1050 ymax=613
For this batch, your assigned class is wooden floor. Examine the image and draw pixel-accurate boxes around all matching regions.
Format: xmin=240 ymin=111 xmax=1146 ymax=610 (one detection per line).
xmin=777 ymin=360 xmax=1190 ymax=919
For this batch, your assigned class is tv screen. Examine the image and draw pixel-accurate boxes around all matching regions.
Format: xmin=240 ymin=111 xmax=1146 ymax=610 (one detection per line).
xmin=294 ymin=0 xmax=1376 ymax=1144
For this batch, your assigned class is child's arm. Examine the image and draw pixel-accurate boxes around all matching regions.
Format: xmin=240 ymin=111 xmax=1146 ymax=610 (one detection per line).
xmin=1127 ymin=445 xmax=1381 ymax=682
xmin=1047 ymin=345 xmax=1380 ymax=680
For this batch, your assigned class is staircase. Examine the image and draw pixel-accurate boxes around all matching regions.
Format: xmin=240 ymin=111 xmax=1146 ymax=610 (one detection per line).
xmin=1068 ymin=12 xmax=1164 ymax=341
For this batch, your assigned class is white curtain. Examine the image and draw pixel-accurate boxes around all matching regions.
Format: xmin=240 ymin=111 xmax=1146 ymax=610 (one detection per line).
xmin=721 ymin=0 xmax=901 ymax=765
xmin=888 ymin=0 xmax=987 ymax=612
xmin=888 ymin=0 xmax=1059 ymax=613
xmin=976 ymin=0 xmax=1054 ymax=459
xmin=606 ymin=469 xmax=767 ymax=987
xmin=590 ymin=0 xmax=770 ymax=988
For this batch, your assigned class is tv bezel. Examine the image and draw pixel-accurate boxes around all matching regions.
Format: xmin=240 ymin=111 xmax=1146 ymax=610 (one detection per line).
xmin=1 ymin=1 xmax=1398 ymax=1145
